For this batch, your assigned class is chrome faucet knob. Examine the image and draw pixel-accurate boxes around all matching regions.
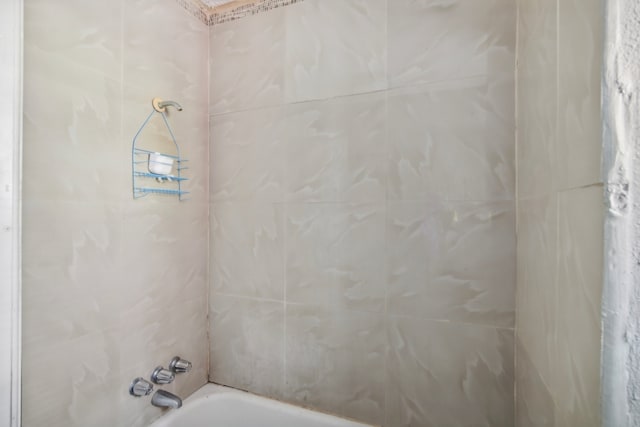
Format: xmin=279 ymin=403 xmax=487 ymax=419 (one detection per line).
xmin=129 ymin=377 xmax=154 ymax=397
xmin=169 ymin=356 xmax=192 ymax=373
xmin=151 ymin=366 xmax=175 ymax=384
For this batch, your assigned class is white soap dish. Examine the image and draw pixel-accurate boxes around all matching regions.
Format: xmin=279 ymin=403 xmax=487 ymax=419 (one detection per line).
xmin=148 ymin=152 xmax=174 ymax=175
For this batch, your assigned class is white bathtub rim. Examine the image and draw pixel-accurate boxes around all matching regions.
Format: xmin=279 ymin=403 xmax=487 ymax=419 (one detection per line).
xmin=149 ymin=383 xmax=377 ymax=427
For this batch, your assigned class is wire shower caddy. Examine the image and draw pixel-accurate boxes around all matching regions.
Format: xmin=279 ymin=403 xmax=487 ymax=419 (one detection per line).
xmin=131 ymin=98 xmax=189 ymax=200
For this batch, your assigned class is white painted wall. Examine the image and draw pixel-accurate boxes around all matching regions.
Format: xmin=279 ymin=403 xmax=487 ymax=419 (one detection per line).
xmin=0 ymin=0 xmax=22 ymax=426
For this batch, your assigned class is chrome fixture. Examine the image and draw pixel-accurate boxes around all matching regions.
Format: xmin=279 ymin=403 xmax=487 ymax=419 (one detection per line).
xmin=169 ymin=356 xmax=192 ymax=373
xmin=152 ymin=97 xmax=183 ymax=112
xmin=151 ymin=366 xmax=175 ymax=385
xmin=151 ymin=390 xmax=182 ymax=409
xmin=129 ymin=377 xmax=154 ymax=397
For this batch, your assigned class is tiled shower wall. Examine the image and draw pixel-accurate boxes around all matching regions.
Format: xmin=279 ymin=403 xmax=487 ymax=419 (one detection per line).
xmin=208 ymin=0 xmax=517 ymax=425
xmin=21 ymin=0 xmax=209 ymax=426
xmin=515 ymin=0 xmax=604 ymax=426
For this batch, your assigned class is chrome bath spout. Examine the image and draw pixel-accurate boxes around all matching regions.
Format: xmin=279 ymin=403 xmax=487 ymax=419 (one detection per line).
xmin=151 ymin=390 xmax=182 ymax=409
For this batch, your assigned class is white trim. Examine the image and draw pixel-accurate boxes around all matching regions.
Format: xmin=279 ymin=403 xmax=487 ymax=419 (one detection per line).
xmin=601 ymin=0 xmax=640 ymax=425
xmin=0 ymin=0 xmax=22 ymax=426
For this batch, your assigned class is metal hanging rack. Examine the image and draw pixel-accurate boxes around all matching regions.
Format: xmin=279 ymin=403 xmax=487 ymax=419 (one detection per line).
xmin=131 ymin=98 xmax=189 ymax=200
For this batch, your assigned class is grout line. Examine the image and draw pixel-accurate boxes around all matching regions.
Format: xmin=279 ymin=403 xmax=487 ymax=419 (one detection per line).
xmin=282 ymin=201 xmax=288 ymax=396
xmin=207 ymin=73 xmax=499 ymax=119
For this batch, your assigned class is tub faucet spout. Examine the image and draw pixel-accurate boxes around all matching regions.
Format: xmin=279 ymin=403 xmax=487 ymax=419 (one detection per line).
xmin=151 ymin=390 xmax=182 ymax=409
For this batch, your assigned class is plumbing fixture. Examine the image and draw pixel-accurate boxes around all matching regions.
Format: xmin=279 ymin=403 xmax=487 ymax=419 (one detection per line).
xmin=169 ymin=356 xmax=192 ymax=373
xmin=151 ymin=366 xmax=175 ymax=385
xmin=129 ymin=377 xmax=154 ymax=397
xmin=152 ymin=97 xmax=183 ymax=112
xmin=151 ymin=390 xmax=183 ymax=409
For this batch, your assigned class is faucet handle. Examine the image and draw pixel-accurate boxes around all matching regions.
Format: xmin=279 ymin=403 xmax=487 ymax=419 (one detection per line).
xmin=129 ymin=377 xmax=154 ymax=397
xmin=151 ymin=366 xmax=175 ymax=384
xmin=169 ymin=356 xmax=192 ymax=373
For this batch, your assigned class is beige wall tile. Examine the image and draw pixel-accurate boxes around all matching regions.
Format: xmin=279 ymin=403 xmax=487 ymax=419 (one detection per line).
xmin=284 ymin=304 xmax=386 ymax=424
xmin=516 ymin=0 xmax=557 ymax=199
xmin=209 ymin=294 xmax=285 ymax=398
xmin=516 ymin=1 xmax=604 ymax=425
xmin=211 ymin=202 xmax=285 ymax=300
xmin=23 ymin=0 xmax=210 ymax=425
xmin=387 ymin=77 xmax=515 ymax=202
xmin=285 ymin=203 xmax=386 ymax=313
xmin=23 ymin=52 xmax=123 ymax=203
xmin=124 ymin=0 xmax=209 ymax=109
xmin=210 ymin=8 xmax=286 ymax=115
xmin=388 ymin=200 xmax=516 ymax=328
xmin=284 ymin=0 xmax=387 ymax=103
xmin=556 ymin=0 xmax=603 ymax=189
xmin=552 ymin=186 xmax=603 ymax=426
xmin=386 ymin=316 xmax=514 ymax=427
xmin=388 ymin=0 xmax=515 ymax=89
xmin=210 ymin=106 xmax=285 ymax=203
xmin=24 ymin=0 xmax=121 ymax=78
xmin=516 ymin=195 xmax=557 ymax=386
xmin=285 ymin=92 xmax=387 ymax=203
xmin=515 ymin=339 xmax=555 ymax=427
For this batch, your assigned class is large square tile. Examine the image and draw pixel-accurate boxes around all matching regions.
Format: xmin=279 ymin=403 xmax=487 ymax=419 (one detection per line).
xmin=387 ymin=200 xmax=515 ymax=328
xmin=388 ymin=0 xmax=515 ymax=88
xmin=285 ymin=304 xmax=385 ymax=424
xmin=284 ymin=0 xmax=387 ymax=102
xmin=386 ymin=316 xmax=514 ymax=427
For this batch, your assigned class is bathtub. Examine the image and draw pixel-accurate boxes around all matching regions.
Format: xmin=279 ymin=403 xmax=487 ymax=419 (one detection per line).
xmin=148 ymin=384 xmax=374 ymax=427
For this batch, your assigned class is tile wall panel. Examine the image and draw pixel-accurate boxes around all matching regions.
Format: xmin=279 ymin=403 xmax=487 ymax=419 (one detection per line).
xmin=387 ymin=77 xmax=514 ymax=202
xmin=209 ymin=8 xmax=286 ymax=115
xmin=387 ymin=0 xmax=515 ymax=89
xmin=209 ymin=0 xmax=516 ymax=424
xmin=22 ymin=0 xmax=210 ymax=426
xmin=515 ymin=0 xmax=604 ymax=425
xmin=284 ymin=304 xmax=386 ymax=424
xmin=284 ymin=0 xmax=387 ymax=103
xmin=556 ymin=0 xmax=603 ymax=190
xmin=209 ymin=294 xmax=286 ymax=398
xmin=386 ymin=316 xmax=514 ymax=427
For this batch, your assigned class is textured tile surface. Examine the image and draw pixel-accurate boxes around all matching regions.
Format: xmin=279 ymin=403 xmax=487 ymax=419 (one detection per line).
xmin=285 ymin=304 xmax=386 ymax=424
xmin=209 ymin=8 xmax=286 ymax=114
xmin=515 ymin=340 xmax=555 ymax=427
xmin=387 ymin=200 xmax=516 ymax=328
xmin=24 ymin=0 xmax=121 ymax=78
xmin=386 ymin=317 xmax=515 ymax=427
xmin=285 ymin=92 xmax=387 ymax=203
xmin=515 ymin=0 xmax=604 ymax=426
xmin=388 ymin=0 xmax=515 ymax=89
xmin=556 ymin=0 xmax=603 ymax=189
xmin=285 ymin=203 xmax=386 ymax=312
xmin=211 ymin=202 xmax=285 ymax=299
xmin=23 ymin=52 xmax=122 ymax=203
xmin=209 ymin=294 xmax=285 ymax=398
xmin=208 ymin=0 xmax=517 ymax=425
xmin=516 ymin=195 xmax=556 ymax=385
xmin=210 ymin=106 xmax=285 ymax=202
xmin=553 ymin=186 xmax=603 ymax=426
xmin=284 ymin=0 xmax=387 ymax=102
xmin=516 ymin=0 xmax=557 ymax=199
xmin=22 ymin=1 xmax=210 ymax=426
xmin=387 ymin=78 xmax=515 ymax=202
